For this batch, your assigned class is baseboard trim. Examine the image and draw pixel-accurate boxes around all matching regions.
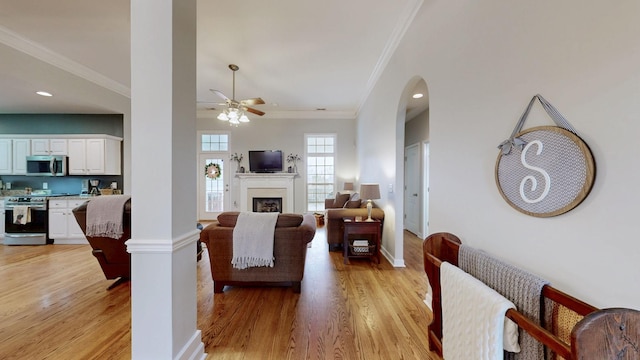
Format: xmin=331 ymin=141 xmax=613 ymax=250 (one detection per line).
xmin=175 ymin=330 xmax=206 ymax=360
xmin=380 ymin=246 xmax=406 ymax=267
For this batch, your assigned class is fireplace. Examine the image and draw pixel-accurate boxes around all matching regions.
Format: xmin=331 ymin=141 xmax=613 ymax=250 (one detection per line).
xmin=237 ymin=173 xmax=296 ymax=213
xmin=253 ymin=197 xmax=283 ymax=213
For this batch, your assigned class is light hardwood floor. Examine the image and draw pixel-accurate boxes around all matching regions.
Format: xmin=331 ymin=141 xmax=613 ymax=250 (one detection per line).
xmin=0 ymin=226 xmax=439 ymax=359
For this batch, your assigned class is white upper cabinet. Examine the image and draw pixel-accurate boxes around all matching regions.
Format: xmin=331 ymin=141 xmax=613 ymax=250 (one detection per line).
xmin=12 ymin=139 xmax=31 ymax=174
xmin=31 ymin=138 xmax=68 ymax=155
xmin=0 ymin=139 xmax=12 ymax=174
xmin=0 ymin=135 xmax=120 ymax=175
xmin=68 ymin=137 xmax=121 ymax=175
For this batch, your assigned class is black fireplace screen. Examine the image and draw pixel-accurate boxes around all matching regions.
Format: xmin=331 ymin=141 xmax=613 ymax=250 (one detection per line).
xmin=253 ymin=197 xmax=282 ymax=213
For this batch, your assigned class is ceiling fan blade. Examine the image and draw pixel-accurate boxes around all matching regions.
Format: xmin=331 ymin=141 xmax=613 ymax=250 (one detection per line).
xmin=241 ymin=97 xmax=265 ymax=106
xmin=210 ymin=89 xmax=230 ymax=102
xmin=245 ymin=107 xmax=265 ymax=116
xmin=197 ymin=101 xmax=226 ymax=106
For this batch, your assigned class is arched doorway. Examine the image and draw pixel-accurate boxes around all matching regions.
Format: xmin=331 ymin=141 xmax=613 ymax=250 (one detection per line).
xmin=396 ymin=77 xmax=429 ymax=259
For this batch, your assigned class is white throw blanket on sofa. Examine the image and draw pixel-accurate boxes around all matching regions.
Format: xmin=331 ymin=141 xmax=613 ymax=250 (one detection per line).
xmin=441 ymin=261 xmax=519 ymax=360
xmin=231 ymin=212 xmax=279 ymax=269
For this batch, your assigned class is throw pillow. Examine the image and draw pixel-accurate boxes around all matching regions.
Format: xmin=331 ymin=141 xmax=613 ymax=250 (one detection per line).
xmin=333 ymin=192 xmax=350 ymax=208
xmin=350 ymin=192 xmax=360 ymax=201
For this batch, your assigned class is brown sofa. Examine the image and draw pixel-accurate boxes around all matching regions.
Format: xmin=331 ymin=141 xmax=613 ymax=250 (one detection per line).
xmin=324 ymin=194 xmax=384 ymax=251
xmin=72 ymin=199 xmax=131 ymax=289
xmin=200 ymin=211 xmax=316 ymax=293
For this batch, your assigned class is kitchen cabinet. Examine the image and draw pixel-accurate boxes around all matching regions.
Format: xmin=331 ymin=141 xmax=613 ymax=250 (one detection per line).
xmin=12 ymin=139 xmax=31 ymax=175
xmin=31 ymin=138 xmax=68 ymax=155
xmin=68 ymin=138 xmax=121 ymax=175
xmin=0 ymin=138 xmax=31 ymax=175
xmin=0 ymin=139 xmax=12 ymax=174
xmin=48 ymin=199 xmax=88 ymax=244
xmin=0 ymin=201 xmax=5 ymax=241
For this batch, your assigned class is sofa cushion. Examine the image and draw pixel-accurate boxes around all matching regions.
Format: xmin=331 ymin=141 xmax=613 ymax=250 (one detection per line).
xmin=345 ymin=199 xmax=362 ymax=208
xmin=216 ymin=212 xmax=303 ymax=228
xmin=333 ymin=192 xmax=351 ymax=208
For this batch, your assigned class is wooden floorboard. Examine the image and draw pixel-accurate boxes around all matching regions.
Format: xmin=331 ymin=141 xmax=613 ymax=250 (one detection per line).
xmin=0 ymin=227 xmax=439 ymax=359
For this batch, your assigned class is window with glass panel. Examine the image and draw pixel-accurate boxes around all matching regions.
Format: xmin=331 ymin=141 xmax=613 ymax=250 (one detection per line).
xmin=306 ymin=134 xmax=336 ymax=211
xmin=201 ymin=134 xmax=229 ymax=152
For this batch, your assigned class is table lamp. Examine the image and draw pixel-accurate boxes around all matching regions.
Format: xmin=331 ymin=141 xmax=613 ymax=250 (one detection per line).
xmin=343 ymin=182 xmax=354 ymax=191
xmin=359 ymin=183 xmax=380 ymax=221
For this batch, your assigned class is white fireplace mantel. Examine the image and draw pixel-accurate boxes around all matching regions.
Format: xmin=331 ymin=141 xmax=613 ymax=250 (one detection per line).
xmin=236 ymin=173 xmax=296 ymax=212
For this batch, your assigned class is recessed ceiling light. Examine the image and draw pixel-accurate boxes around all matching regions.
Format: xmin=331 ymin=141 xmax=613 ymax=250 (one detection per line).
xmin=36 ymin=91 xmax=53 ymax=97
xmin=412 ymin=93 xmax=423 ymax=99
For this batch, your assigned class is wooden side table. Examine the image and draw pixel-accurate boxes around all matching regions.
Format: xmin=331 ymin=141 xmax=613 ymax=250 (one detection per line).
xmin=342 ymin=217 xmax=381 ymax=264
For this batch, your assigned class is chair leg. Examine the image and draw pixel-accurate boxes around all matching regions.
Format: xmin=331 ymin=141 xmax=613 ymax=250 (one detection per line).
xmin=106 ymin=276 xmax=130 ymax=290
xmin=214 ymin=282 xmax=224 ymax=293
xmin=292 ymin=281 xmax=301 ymax=293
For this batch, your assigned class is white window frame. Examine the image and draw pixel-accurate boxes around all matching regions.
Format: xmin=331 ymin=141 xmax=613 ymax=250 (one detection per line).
xmin=305 ymin=133 xmax=337 ymax=212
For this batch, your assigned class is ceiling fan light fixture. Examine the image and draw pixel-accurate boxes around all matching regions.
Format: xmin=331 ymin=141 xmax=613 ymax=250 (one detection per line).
xmin=212 ymin=64 xmax=264 ymax=126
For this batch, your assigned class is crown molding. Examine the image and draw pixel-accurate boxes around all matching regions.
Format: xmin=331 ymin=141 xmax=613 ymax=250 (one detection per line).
xmin=0 ymin=25 xmax=131 ymax=98
xmin=355 ymin=0 xmax=423 ymax=117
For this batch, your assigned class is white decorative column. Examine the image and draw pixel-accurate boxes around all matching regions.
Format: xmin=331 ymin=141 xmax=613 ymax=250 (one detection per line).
xmin=128 ymin=1 xmax=205 ymax=359
xmin=237 ymin=173 xmax=296 ymax=213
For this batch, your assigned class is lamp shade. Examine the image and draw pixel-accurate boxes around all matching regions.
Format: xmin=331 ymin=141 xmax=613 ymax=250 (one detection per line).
xmin=343 ymin=182 xmax=354 ymax=191
xmin=359 ymin=183 xmax=380 ymax=200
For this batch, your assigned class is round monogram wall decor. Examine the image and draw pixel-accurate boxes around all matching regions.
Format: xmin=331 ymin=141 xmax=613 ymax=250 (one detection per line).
xmin=495 ymin=126 xmax=595 ymax=217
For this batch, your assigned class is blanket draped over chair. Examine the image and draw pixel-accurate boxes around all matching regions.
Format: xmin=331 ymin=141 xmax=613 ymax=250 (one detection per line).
xmin=459 ymin=244 xmax=550 ymax=360
xmin=231 ymin=212 xmax=279 ymax=269
xmin=86 ymin=195 xmax=132 ymax=239
xmin=441 ymin=261 xmax=518 ymax=360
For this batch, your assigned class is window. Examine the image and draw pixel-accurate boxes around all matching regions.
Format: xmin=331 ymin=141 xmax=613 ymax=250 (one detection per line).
xmin=201 ymin=134 xmax=229 ymax=152
xmin=306 ymin=134 xmax=336 ymax=211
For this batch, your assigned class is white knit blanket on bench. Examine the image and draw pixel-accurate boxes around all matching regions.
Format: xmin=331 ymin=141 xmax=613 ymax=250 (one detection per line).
xmin=231 ymin=212 xmax=278 ymax=269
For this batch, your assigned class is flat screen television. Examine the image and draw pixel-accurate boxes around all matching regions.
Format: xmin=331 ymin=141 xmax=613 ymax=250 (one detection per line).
xmin=248 ymin=150 xmax=283 ymax=173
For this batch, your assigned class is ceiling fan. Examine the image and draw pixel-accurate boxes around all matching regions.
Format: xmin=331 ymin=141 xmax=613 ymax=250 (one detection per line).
xmin=211 ymin=64 xmax=265 ymax=125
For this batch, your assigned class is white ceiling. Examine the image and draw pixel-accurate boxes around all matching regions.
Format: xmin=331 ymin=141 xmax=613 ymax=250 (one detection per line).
xmin=0 ymin=0 xmax=427 ymax=119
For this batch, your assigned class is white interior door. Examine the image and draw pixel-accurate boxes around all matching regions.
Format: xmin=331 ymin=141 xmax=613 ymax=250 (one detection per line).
xmin=422 ymin=142 xmax=430 ymax=238
xmin=198 ymin=153 xmax=229 ymax=220
xmin=404 ymin=143 xmax=420 ymax=235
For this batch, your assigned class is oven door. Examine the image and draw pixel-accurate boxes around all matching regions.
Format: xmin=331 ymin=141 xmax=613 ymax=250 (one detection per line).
xmin=4 ymin=205 xmax=48 ymax=245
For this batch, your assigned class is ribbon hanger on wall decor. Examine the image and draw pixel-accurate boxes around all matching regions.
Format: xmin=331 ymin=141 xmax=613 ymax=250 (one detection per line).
xmin=498 ymin=94 xmax=578 ymax=155
xmin=495 ymin=94 xmax=596 ymax=218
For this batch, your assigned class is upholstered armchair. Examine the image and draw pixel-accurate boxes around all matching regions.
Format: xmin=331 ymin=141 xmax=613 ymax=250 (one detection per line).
xmin=72 ymin=199 xmax=131 ymax=289
xmin=324 ymin=192 xmax=384 ymax=251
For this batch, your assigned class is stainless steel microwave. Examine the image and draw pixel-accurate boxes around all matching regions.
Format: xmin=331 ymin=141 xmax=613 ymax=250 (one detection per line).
xmin=26 ymin=155 xmax=68 ymax=176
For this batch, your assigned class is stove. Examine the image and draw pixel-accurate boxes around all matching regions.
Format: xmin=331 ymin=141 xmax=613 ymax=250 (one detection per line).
xmin=4 ymin=196 xmax=49 ymax=245
xmin=5 ymin=196 xmax=48 ymax=206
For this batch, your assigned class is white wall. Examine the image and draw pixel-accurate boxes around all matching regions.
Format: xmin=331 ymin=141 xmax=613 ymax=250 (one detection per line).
xmin=358 ymin=0 xmax=640 ymax=308
xmin=197 ymin=116 xmax=357 ymax=213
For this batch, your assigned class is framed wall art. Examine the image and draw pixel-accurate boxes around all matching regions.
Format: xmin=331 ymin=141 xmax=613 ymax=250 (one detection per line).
xmin=495 ymin=95 xmax=596 ymax=217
